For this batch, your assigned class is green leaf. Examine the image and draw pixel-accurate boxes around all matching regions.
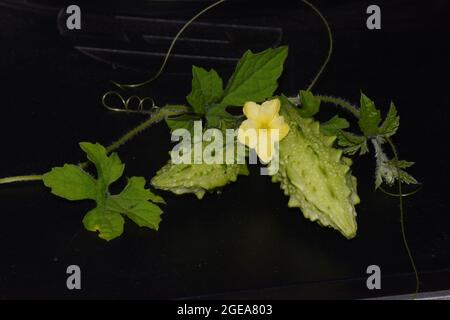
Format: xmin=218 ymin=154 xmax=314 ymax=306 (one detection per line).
xmin=337 ymin=131 xmax=369 ymax=155
xmin=387 ymin=159 xmax=414 ymax=169
xmin=358 ymin=93 xmax=381 ymax=137
xmin=79 ymin=142 xmax=124 ymax=190
xmin=114 ymin=201 xmax=162 ymax=230
xmin=378 ymin=159 xmax=417 ymax=188
xmin=320 ymin=115 xmax=350 ymax=136
xmin=397 ymin=170 xmax=419 ymax=185
xmin=107 ymin=177 xmax=163 ymax=231
xmin=43 ymin=142 xmax=165 ymax=241
xmin=147 ymin=192 xmax=166 ymax=205
xmin=205 ymin=104 xmax=237 ymax=129
xmin=372 ymin=138 xmax=418 ymax=189
xmin=165 ymin=114 xmax=198 ymax=132
xmin=187 ymin=66 xmax=223 ymax=114
xmin=43 ymin=164 xmax=97 ymax=201
xmin=82 ymin=208 xmax=124 ymax=241
xmin=375 ymin=160 xmax=418 ymax=189
xmin=115 ymin=177 xmax=164 ymax=204
xmin=220 ymin=46 xmax=288 ymax=107
xmin=379 ymin=102 xmax=399 ymax=137
xmin=298 ymin=90 xmax=321 ymax=117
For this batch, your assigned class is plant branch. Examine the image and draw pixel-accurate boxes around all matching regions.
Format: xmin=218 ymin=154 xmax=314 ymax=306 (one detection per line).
xmin=80 ymin=105 xmax=189 ymax=168
xmin=289 ymin=94 xmax=360 ymax=118
xmin=316 ymin=95 xmax=360 ymax=118
xmin=0 ymin=175 xmax=43 ymax=185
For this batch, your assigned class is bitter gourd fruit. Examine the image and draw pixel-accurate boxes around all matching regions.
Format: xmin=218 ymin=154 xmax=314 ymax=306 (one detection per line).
xmin=273 ymin=96 xmax=360 ymax=239
xmin=151 ymin=141 xmax=248 ymax=199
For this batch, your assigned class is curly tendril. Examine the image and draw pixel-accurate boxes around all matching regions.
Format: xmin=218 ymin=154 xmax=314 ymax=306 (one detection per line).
xmin=102 ymin=91 xmax=157 ymax=115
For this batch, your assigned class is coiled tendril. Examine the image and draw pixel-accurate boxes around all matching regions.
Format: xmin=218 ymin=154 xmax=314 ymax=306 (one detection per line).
xmin=102 ymin=91 xmax=158 ymax=115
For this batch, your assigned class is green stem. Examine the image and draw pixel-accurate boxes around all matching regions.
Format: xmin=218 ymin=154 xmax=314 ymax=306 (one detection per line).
xmin=386 ymin=137 xmax=420 ymax=296
xmin=289 ymin=94 xmax=360 ymax=118
xmin=106 ymin=105 xmax=188 ymax=154
xmin=0 ymin=175 xmax=43 ymax=185
xmin=316 ymin=95 xmax=360 ymax=118
xmin=106 ymin=105 xmax=189 ymax=153
xmin=80 ymin=105 xmax=189 ymax=168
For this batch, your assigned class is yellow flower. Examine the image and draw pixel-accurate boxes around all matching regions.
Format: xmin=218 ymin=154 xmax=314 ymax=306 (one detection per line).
xmin=237 ymin=98 xmax=290 ymax=163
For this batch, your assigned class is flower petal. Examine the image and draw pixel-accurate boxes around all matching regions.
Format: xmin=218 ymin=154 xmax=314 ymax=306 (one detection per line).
xmin=255 ymin=129 xmax=275 ymax=163
xmin=269 ymin=115 xmax=290 ymax=140
xmin=239 ymin=118 xmax=257 ymax=131
xmin=243 ymin=101 xmax=260 ymax=121
xmin=259 ymin=99 xmax=281 ymax=123
xmin=237 ymin=119 xmax=258 ymax=149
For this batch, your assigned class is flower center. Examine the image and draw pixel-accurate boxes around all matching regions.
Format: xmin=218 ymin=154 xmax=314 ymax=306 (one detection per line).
xmin=257 ymin=120 xmax=272 ymax=130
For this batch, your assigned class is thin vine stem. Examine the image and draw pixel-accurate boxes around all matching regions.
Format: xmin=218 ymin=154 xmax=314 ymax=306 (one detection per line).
xmin=386 ymin=137 xmax=420 ymax=297
xmin=301 ymin=0 xmax=333 ymax=91
xmin=112 ymin=0 xmax=227 ymax=90
xmin=379 ymin=184 xmax=423 ymax=198
xmin=0 ymin=175 xmax=42 ymax=185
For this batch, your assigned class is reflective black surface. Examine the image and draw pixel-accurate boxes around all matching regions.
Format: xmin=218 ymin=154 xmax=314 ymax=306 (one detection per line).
xmin=0 ymin=0 xmax=449 ymax=299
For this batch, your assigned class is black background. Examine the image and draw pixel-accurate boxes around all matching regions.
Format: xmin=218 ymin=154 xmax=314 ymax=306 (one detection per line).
xmin=0 ymin=0 xmax=449 ymax=299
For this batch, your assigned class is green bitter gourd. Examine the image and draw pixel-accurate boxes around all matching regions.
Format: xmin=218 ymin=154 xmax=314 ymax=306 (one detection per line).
xmin=273 ymin=97 xmax=360 ymax=239
xmin=151 ymin=140 xmax=248 ymax=199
